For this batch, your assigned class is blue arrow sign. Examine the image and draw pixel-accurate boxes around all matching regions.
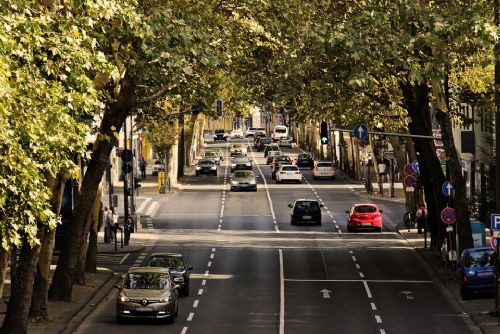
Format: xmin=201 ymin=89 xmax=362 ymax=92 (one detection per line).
xmin=441 ymin=181 xmax=453 ymax=197
xmin=491 ymin=214 xmax=500 ymax=230
xmin=411 ymin=160 xmax=420 ymax=173
xmin=353 ymin=124 xmax=368 ymax=140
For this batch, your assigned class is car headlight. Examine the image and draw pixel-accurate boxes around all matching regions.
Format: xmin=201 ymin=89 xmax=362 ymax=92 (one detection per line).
xmin=245 ymin=163 xmax=251 ymax=166
xmin=160 ymin=295 xmax=173 ymax=303
xmin=231 ymin=164 xmax=236 ymax=167
xmin=211 ymin=166 xmax=216 ymax=170
xmin=249 ymin=180 xmax=256 ymax=185
xmin=196 ymin=166 xmax=201 ymax=170
xmin=120 ymin=294 xmax=129 ymax=302
xmin=231 ymin=181 xmax=238 ymax=185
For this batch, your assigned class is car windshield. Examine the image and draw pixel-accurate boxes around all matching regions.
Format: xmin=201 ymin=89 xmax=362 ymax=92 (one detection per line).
xmin=277 ymin=156 xmax=290 ymax=161
xmin=261 ymin=139 xmax=271 ymax=143
xmin=234 ymin=171 xmax=253 ymax=178
xmin=199 ymin=160 xmax=215 ymax=165
xmin=282 ymin=166 xmax=298 ymax=171
xmin=464 ymin=250 xmax=495 ymax=268
xmin=270 ymin=151 xmax=282 ymax=156
xmin=215 ymin=130 xmax=224 ymax=133
xmin=354 ymin=205 xmax=377 ymax=213
xmin=205 ymin=152 xmax=217 ymax=157
xmin=154 ymin=160 xmax=162 ymax=165
xmin=298 ymin=155 xmax=310 ymax=159
xmin=234 ymin=158 xmax=249 ymax=163
xmin=275 ymin=128 xmax=287 ymax=133
xmin=317 ymin=162 xmax=333 ymax=167
xmin=232 ymin=144 xmax=242 ymax=148
xmin=124 ymin=272 xmax=170 ymax=290
xmin=148 ymin=256 xmax=185 ymax=270
xmin=295 ymin=201 xmax=320 ymax=209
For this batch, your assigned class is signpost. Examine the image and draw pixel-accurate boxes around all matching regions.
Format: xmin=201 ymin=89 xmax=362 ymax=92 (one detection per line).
xmin=441 ymin=207 xmax=457 ymax=225
xmin=353 ymin=124 xmax=368 ymax=140
xmin=441 ymin=181 xmax=453 ymax=197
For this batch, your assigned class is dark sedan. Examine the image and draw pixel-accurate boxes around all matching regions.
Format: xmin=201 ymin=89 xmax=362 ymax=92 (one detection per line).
xmin=288 ymin=199 xmax=323 ymax=225
xmin=296 ymin=154 xmax=314 ymax=169
xmin=230 ymin=170 xmax=258 ymax=191
xmin=147 ymin=253 xmax=193 ymax=296
xmin=231 ymin=157 xmax=252 ymax=172
xmin=459 ymin=247 xmax=496 ymax=299
xmin=115 ymin=267 xmax=179 ymax=323
xmin=195 ymin=159 xmax=217 ymax=176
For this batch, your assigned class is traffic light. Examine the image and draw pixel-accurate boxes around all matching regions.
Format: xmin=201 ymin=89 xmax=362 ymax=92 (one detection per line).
xmin=121 ymin=149 xmax=133 ymax=174
xmin=320 ymin=121 xmax=328 ymax=144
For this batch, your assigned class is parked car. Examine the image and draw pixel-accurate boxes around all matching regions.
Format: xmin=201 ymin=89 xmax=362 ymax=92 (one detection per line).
xmin=263 ymin=144 xmax=280 ymax=157
xmin=459 ymin=247 xmax=496 ymax=300
xmin=152 ymin=160 xmax=165 ymax=176
xmin=230 ymin=143 xmax=247 ymax=156
xmin=231 ymin=157 xmax=252 ymax=172
xmin=266 ymin=150 xmax=282 ymax=165
xmin=203 ymin=150 xmax=223 ymax=165
xmin=115 ymin=267 xmax=179 ymax=323
xmin=296 ymin=154 xmax=314 ymax=169
xmin=195 ymin=159 xmax=217 ymax=176
xmin=276 ymin=164 xmax=302 ymax=183
xmin=146 ymin=253 xmax=193 ymax=297
xmin=278 ymin=136 xmax=293 ymax=148
xmin=230 ymin=170 xmax=258 ymax=191
xmin=256 ymin=138 xmax=272 ymax=151
xmin=313 ymin=161 xmax=336 ymax=180
xmin=288 ymin=199 xmax=323 ymax=225
xmin=245 ymin=127 xmax=266 ymax=138
xmin=271 ymin=155 xmax=292 ymax=179
xmin=230 ymin=129 xmax=244 ymax=139
xmin=214 ymin=129 xmax=227 ymax=142
xmin=345 ymin=204 xmax=383 ymax=232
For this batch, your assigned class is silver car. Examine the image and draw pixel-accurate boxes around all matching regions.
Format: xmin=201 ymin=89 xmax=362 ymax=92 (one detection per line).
xmin=230 ymin=170 xmax=258 ymax=191
xmin=115 ymin=267 xmax=180 ymax=323
xmin=203 ymin=150 xmax=223 ymax=165
xmin=231 ymin=157 xmax=252 ymax=172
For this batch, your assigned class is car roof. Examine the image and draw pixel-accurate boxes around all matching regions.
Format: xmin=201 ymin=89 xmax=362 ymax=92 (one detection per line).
xmin=150 ymin=252 xmax=183 ymax=258
xmin=352 ymin=203 xmax=379 ymax=208
xmin=128 ymin=266 xmax=171 ymax=274
xmin=295 ymin=199 xmax=319 ymax=202
xmin=280 ymin=164 xmax=297 ymax=168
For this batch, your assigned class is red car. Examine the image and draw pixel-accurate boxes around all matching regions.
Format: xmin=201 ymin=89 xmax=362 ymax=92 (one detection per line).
xmin=346 ymin=204 xmax=383 ymax=232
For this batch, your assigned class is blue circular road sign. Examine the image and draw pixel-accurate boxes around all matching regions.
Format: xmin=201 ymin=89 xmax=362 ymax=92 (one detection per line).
xmin=411 ymin=160 xmax=420 ymax=173
xmin=441 ymin=181 xmax=453 ymax=197
xmin=353 ymin=124 xmax=368 ymax=140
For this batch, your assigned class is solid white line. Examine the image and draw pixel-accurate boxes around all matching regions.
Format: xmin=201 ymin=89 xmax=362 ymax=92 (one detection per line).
xmin=375 ymin=315 xmax=382 ymax=323
xmin=279 ymin=249 xmax=285 ymax=334
xmin=136 ymin=197 xmax=152 ymax=213
xmin=198 ymin=289 xmax=204 ymax=295
xmin=119 ymin=253 xmax=130 ymax=265
xmin=202 ymin=280 xmax=206 ymax=286
xmin=249 ymin=147 xmax=278 ymax=232
xmin=371 ymin=302 xmax=377 ymax=311
xmin=284 ymin=279 xmax=433 ymax=283
xmin=363 ymin=281 xmax=373 ymax=299
xmin=193 ymin=300 xmax=199 ymax=308
xmin=187 ymin=312 xmax=194 ymax=321
xmin=181 ymin=327 xmax=188 ymax=334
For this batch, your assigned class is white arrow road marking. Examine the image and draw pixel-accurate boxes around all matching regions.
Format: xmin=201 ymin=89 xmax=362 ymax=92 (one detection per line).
xmin=401 ymin=290 xmax=415 ymax=300
xmin=320 ymin=289 xmax=332 ymax=299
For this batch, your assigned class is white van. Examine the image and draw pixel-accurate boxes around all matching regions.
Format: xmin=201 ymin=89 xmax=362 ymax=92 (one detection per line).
xmin=272 ymin=125 xmax=288 ymax=141
xmin=245 ymin=127 xmax=266 ymax=138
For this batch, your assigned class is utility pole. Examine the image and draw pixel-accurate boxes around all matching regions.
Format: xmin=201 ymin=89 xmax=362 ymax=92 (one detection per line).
xmin=494 ymin=0 xmax=500 ymax=316
xmin=122 ymin=116 xmax=129 ymax=234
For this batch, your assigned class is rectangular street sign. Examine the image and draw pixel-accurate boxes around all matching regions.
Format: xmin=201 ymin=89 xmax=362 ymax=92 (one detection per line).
xmin=493 ymin=231 xmax=500 ymax=238
xmin=491 ymin=214 xmax=500 ymax=230
xmin=446 ymin=226 xmax=453 ymax=232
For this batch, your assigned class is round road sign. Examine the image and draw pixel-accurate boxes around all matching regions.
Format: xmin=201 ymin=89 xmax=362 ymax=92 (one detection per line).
xmin=404 ymin=175 xmax=415 ymax=187
xmin=440 ymin=207 xmax=457 ymax=225
xmin=441 ymin=181 xmax=453 ymax=197
xmin=353 ymin=124 xmax=369 ymax=140
xmin=404 ymin=163 xmax=414 ymax=176
xmin=411 ymin=160 xmax=420 ymax=173
xmin=491 ymin=236 xmax=498 ymax=250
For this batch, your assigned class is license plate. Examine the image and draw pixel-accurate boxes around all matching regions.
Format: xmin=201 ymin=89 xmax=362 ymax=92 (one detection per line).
xmin=136 ymin=307 xmax=153 ymax=312
xmin=303 ymin=215 xmax=312 ymax=220
xmin=362 ymin=222 xmax=372 ymax=226
xmin=240 ymin=184 xmax=248 ymax=187
xmin=477 ymin=272 xmax=492 ymax=277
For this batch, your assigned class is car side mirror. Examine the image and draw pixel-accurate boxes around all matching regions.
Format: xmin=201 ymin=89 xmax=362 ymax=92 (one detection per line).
xmin=345 ymin=210 xmax=349 ymax=214
xmin=320 ymin=204 xmax=324 ymax=208
xmin=379 ymin=210 xmax=383 ymax=213
xmin=288 ymin=204 xmax=293 ymax=208
xmin=174 ymin=284 xmax=181 ymax=291
xmin=255 ymin=175 xmax=260 ymax=178
xmin=187 ymin=266 xmax=193 ymax=271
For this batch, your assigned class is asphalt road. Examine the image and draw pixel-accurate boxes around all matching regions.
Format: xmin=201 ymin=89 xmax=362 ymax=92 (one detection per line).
xmin=76 ymin=139 xmax=476 ymax=334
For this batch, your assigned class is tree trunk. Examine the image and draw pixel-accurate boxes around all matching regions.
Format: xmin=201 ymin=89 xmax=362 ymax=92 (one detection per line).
xmin=177 ymin=114 xmax=185 ymax=178
xmin=1 ymin=231 xmax=43 ymax=334
xmin=86 ymin=184 xmax=103 ymax=273
xmin=0 ymin=241 xmax=9 ymax=301
xmin=400 ymin=80 xmax=448 ymax=248
xmin=185 ymin=113 xmax=199 ymax=166
xmin=49 ymin=75 xmax=137 ymax=302
xmin=431 ymin=79 xmax=473 ymax=249
xmin=74 ymin=209 xmax=92 ymax=285
xmin=30 ymin=173 xmax=66 ymax=319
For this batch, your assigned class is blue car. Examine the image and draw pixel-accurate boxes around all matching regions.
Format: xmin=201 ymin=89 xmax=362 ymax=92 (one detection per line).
xmin=458 ymin=247 xmax=496 ymax=300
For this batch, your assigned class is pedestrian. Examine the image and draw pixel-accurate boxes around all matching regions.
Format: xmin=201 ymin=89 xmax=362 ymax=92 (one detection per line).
xmin=377 ymin=159 xmax=386 ymax=182
xmin=415 ymin=204 xmax=425 ymax=234
xmin=139 ymin=157 xmax=147 ymax=179
xmin=394 ymin=159 xmax=401 ymax=181
xmin=104 ymin=207 xmax=114 ymax=243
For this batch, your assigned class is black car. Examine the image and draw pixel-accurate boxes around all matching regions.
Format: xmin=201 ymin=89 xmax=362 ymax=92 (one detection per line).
xmin=147 ymin=253 xmax=193 ymax=296
xmin=195 ymin=159 xmax=217 ymax=176
xmin=296 ymin=154 xmax=314 ymax=169
xmin=256 ymin=138 xmax=272 ymax=151
xmin=263 ymin=144 xmax=280 ymax=157
xmin=214 ymin=129 xmax=227 ymax=141
xmin=288 ymin=199 xmax=323 ymax=225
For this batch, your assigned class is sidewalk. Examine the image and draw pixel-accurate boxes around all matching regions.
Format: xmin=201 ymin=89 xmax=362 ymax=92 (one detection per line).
xmin=399 ymin=228 xmax=500 ymax=333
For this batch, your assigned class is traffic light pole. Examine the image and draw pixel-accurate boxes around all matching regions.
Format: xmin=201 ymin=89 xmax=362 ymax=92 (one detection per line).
xmin=123 ymin=117 xmax=129 ymax=233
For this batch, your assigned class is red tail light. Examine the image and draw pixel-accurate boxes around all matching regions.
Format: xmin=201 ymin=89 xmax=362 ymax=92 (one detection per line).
xmin=331 ymin=167 xmax=336 ymax=171
xmin=463 ymin=276 xmax=468 ymax=284
xmin=280 ymin=172 xmax=285 ymax=174
xmin=314 ymin=167 xmax=319 ymax=171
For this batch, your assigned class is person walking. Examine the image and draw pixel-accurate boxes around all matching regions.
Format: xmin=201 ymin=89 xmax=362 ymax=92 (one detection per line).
xmin=415 ymin=204 xmax=425 ymax=234
xmin=139 ymin=157 xmax=147 ymax=180
xmin=104 ymin=207 xmax=114 ymax=243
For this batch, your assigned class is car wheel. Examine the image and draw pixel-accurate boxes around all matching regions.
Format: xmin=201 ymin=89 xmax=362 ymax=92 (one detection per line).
xmin=276 ymin=179 xmax=281 ymax=184
xmin=297 ymin=180 xmax=302 ymax=184
xmin=347 ymin=226 xmax=353 ymax=232
xmin=116 ymin=316 xmax=125 ymax=324
xmin=195 ymin=172 xmax=200 ymax=176
xmin=460 ymin=288 xmax=469 ymax=300
xmin=290 ymin=219 xmax=295 ymax=225
xmin=313 ymin=175 xmax=317 ymax=180
xmin=331 ymin=175 xmax=336 ymax=180
xmin=182 ymin=285 xmax=189 ymax=297
xmin=272 ymin=174 xmax=276 ymax=179
xmin=376 ymin=227 xmax=382 ymax=233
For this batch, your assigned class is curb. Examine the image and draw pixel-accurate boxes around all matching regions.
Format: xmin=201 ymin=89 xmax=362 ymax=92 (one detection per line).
xmin=97 ymin=245 xmax=146 ymax=255
xmin=52 ymin=269 xmax=117 ymax=334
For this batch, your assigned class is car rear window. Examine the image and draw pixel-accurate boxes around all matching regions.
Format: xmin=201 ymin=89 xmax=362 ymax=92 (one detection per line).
xmin=148 ymin=256 xmax=184 ymax=269
xmin=354 ymin=205 xmax=377 ymax=213
xmin=295 ymin=201 xmax=319 ymax=209
xmin=464 ymin=250 xmax=495 ymax=267
xmin=124 ymin=272 xmax=170 ymax=290
xmin=317 ymin=162 xmax=333 ymax=167
xmin=234 ymin=171 xmax=253 ymax=178
xmin=200 ymin=160 xmax=215 ymax=165
xmin=282 ymin=166 xmax=298 ymax=171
